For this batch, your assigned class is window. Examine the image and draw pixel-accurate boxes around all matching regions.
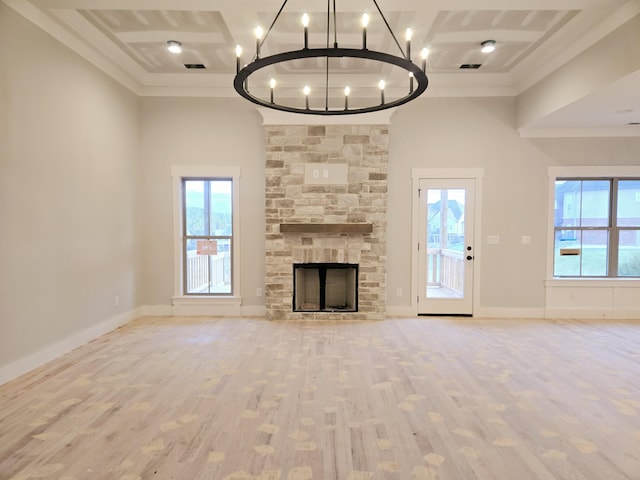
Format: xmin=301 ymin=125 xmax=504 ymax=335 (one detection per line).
xmin=183 ymin=178 xmax=234 ymax=294
xmin=172 ymin=167 xmax=240 ymax=300
xmin=554 ymin=178 xmax=640 ymax=277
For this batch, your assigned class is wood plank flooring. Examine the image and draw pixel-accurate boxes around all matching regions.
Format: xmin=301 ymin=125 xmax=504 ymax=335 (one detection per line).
xmin=1 ymin=316 xmax=640 ymax=479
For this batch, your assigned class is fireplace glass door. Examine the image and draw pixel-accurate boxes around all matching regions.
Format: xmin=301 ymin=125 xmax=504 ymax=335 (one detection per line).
xmin=293 ymin=263 xmax=358 ymax=312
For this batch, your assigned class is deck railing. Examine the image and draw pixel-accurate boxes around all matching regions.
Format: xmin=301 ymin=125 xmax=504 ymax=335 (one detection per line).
xmin=186 ymin=250 xmax=230 ymax=293
xmin=427 ymin=249 xmax=464 ymax=294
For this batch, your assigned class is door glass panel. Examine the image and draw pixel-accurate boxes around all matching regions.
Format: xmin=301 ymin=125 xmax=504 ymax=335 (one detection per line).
xmin=426 ymin=188 xmax=466 ymax=299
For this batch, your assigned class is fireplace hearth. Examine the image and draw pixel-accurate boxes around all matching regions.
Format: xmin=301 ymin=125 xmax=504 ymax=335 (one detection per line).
xmin=293 ymin=263 xmax=358 ymax=312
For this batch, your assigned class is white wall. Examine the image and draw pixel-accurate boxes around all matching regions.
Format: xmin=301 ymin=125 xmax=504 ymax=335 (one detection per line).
xmin=0 ymin=4 xmax=140 ymax=381
xmin=136 ymin=95 xmax=640 ymax=317
xmin=387 ymin=97 xmax=640 ymax=315
xmin=138 ymin=97 xmax=266 ymax=309
xmin=388 ymin=97 xmax=548 ymax=314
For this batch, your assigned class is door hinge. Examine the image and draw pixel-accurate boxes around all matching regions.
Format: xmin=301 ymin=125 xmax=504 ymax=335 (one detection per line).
xmin=417 ymin=295 xmax=419 ymax=303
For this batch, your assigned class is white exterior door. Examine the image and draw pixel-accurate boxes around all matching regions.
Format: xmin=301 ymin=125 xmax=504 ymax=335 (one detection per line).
xmin=418 ymin=178 xmax=475 ymax=315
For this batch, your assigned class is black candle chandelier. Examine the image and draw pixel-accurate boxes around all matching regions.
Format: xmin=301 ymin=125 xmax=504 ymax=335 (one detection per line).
xmin=233 ymin=0 xmax=429 ymax=115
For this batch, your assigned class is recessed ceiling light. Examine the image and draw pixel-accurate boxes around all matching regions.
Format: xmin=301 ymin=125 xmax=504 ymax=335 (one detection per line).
xmin=481 ymin=40 xmax=496 ymax=53
xmin=166 ymin=40 xmax=182 ymax=54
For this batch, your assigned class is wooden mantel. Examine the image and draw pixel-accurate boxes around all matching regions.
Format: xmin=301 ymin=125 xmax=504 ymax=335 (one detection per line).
xmin=279 ymin=223 xmax=373 ymax=234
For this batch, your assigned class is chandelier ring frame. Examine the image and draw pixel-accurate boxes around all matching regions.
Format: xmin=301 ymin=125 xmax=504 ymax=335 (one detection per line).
xmin=233 ymin=47 xmax=429 ymax=116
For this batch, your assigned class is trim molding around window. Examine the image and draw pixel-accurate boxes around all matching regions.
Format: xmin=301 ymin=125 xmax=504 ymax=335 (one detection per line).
xmin=171 ymin=166 xmax=241 ymax=307
xmin=547 ymin=165 xmax=640 ymax=283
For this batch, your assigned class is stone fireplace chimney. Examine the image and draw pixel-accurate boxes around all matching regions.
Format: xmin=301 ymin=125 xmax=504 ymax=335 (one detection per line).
xmin=263 ymin=111 xmax=390 ymax=321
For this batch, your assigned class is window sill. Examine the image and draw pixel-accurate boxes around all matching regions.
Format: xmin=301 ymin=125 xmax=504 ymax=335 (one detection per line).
xmin=172 ymin=296 xmax=242 ymax=306
xmin=545 ymin=278 xmax=640 ymax=287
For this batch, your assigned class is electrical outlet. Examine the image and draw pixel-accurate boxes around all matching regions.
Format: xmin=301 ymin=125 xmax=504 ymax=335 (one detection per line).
xmin=396 ymin=288 xmax=403 ymax=297
xmin=114 ymin=296 xmax=120 ymax=307
xmin=256 ymin=288 xmax=263 ymax=297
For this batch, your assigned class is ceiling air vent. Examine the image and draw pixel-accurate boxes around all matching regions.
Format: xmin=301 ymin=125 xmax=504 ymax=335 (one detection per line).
xmin=460 ymin=64 xmax=482 ymax=69
xmin=184 ymin=64 xmax=206 ymax=69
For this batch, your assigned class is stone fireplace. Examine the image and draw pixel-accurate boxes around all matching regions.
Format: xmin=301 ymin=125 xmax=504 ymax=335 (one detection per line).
xmin=264 ymin=123 xmax=388 ymax=321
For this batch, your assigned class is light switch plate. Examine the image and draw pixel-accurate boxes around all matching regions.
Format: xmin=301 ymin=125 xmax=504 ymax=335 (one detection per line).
xmin=304 ymin=163 xmax=348 ymax=185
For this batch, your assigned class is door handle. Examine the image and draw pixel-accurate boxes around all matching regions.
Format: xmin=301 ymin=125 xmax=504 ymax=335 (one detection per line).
xmin=466 ymin=255 xmax=474 ymax=261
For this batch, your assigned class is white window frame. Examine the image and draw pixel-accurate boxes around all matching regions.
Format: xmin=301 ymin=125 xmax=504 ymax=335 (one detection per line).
xmin=171 ymin=166 xmax=241 ymax=308
xmin=546 ymin=165 xmax=640 ymax=285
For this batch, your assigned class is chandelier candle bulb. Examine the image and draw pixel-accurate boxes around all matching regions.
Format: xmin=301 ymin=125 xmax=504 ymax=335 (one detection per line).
xmin=302 ymin=13 xmax=309 ymax=49
xmin=235 ymin=45 xmax=242 ymax=74
xmin=303 ymin=85 xmax=311 ymax=109
xmin=255 ymin=26 xmax=264 ymax=59
xmin=409 ymin=72 xmax=414 ymax=93
xmin=421 ymin=47 xmax=429 ymax=72
xmin=379 ymin=79 xmax=385 ymax=105
xmin=344 ymin=86 xmax=350 ymax=110
xmin=269 ymin=78 xmax=276 ymax=103
xmin=405 ymin=28 xmax=412 ymax=60
xmin=362 ymin=13 xmax=369 ymax=49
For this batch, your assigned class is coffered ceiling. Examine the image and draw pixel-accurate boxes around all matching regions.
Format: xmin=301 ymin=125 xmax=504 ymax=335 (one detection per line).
xmin=4 ymin=0 xmax=640 ymax=135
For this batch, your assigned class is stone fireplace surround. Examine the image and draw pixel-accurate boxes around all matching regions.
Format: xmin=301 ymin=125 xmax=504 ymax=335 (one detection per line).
xmin=264 ymin=120 xmax=388 ymax=321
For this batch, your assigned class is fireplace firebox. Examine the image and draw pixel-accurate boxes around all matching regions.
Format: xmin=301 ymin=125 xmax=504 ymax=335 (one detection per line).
xmin=293 ymin=263 xmax=358 ymax=312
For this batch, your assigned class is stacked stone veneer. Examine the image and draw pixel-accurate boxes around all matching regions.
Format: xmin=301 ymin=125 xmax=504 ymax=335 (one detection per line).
xmin=265 ymin=124 xmax=388 ymax=321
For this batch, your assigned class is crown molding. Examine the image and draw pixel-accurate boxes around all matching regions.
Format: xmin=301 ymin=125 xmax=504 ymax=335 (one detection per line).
xmin=257 ymin=107 xmax=396 ymax=125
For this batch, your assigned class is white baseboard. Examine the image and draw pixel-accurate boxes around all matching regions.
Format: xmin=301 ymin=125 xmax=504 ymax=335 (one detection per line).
xmin=387 ymin=305 xmax=546 ymax=319
xmin=242 ymin=305 xmax=266 ymax=317
xmin=141 ymin=304 xmax=173 ymax=316
xmin=140 ymin=304 xmax=266 ymax=317
xmin=0 ymin=307 xmax=141 ymax=386
xmin=544 ymin=308 xmax=640 ymax=320
xmin=386 ymin=305 xmax=417 ymax=317
xmin=475 ymin=307 xmax=545 ymax=319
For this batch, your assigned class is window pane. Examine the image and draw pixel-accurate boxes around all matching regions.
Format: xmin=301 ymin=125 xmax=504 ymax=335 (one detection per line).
xmin=209 ymin=238 xmax=232 ymax=294
xmin=554 ymin=180 xmax=610 ymax=228
xmin=581 ymin=180 xmax=610 ymax=227
xmin=554 ymin=230 xmax=581 ymax=276
xmin=554 ymin=181 xmax=581 ymax=227
xmin=209 ymin=180 xmax=233 ymax=235
xmin=185 ymin=242 xmax=210 ymax=294
xmin=554 ymin=230 xmax=608 ymax=276
xmin=618 ymin=229 xmax=640 ymax=276
xmin=185 ymin=238 xmax=232 ymax=294
xmin=617 ymin=180 xmax=640 ymax=227
xmin=581 ymin=230 xmax=608 ymax=276
xmin=185 ymin=180 xmax=206 ymax=236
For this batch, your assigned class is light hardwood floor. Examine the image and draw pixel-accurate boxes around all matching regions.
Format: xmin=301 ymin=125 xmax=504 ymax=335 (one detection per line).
xmin=1 ymin=316 xmax=640 ymax=479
